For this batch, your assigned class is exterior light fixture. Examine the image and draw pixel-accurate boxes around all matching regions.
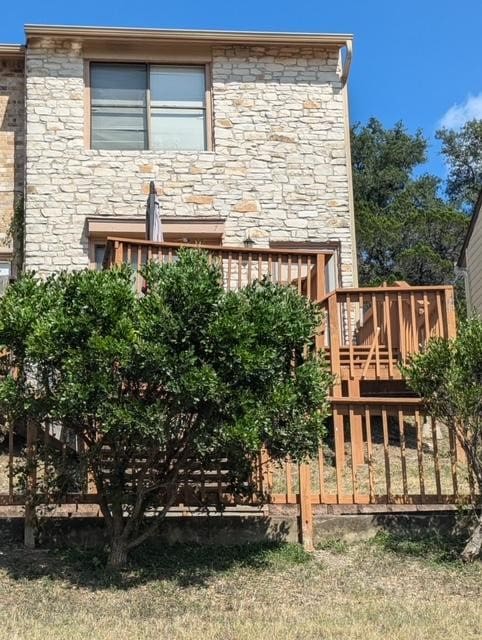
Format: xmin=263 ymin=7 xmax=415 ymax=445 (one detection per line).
xmin=243 ymin=232 xmax=255 ymax=248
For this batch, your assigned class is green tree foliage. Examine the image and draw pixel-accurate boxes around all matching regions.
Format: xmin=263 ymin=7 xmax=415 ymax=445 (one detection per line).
xmin=0 ymin=249 xmax=332 ymax=568
xmin=436 ymin=119 xmax=482 ymax=211
xmin=352 ymin=118 xmax=469 ymax=285
xmin=402 ymin=318 xmax=482 ymax=561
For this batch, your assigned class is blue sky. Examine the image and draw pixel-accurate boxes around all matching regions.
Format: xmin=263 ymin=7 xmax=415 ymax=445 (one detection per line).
xmin=2 ymin=0 xmax=482 ymax=178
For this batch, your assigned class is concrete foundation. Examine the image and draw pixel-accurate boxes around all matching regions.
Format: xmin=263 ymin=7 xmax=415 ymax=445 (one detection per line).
xmin=0 ymin=505 xmax=467 ymax=549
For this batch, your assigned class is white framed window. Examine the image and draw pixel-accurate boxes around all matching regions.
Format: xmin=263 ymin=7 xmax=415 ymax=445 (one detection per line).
xmin=90 ymin=63 xmax=209 ymax=151
xmin=0 ymin=261 xmax=11 ymax=296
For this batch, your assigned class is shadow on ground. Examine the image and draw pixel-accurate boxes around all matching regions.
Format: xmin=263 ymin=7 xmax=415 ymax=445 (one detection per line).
xmin=370 ymin=514 xmax=472 ymax=564
xmin=0 ymin=523 xmax=306 ymax=591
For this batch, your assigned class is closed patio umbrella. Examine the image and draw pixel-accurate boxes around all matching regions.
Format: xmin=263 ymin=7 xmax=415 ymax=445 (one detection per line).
xmin=146 ymin=181 xmax=163 ymax=242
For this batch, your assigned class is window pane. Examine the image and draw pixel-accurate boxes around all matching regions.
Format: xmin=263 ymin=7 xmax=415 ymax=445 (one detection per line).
xmin=91 ymin=106 xmax=147 ymax=150
xmin=150 ymin=66 xmax=205 ymax=108
xmin=94 ymin=245 xmax=106 ymax=271
xmin=91 ymin=64 xmax=147 ymax=107
xmin=151 ymin=108 xmax=206 ymax=150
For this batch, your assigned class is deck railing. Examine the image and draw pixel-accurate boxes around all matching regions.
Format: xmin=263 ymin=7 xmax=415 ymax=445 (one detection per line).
xmin=319 ymin=284 xmax=457 ymax=385
xmin=104 ymin=237 xmax=328 ymax=301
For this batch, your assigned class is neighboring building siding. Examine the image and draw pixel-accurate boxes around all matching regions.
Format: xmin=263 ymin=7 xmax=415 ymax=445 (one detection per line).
xmin=464 ymin=200 xmax=482 ymax=315
xmin=25 ymin=38 xmax=356 ymax=282
xmin=0 ymin=56 xmax=24 ymax=249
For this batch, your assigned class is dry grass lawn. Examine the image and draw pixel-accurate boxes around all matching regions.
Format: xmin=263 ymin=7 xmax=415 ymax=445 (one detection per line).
xmin=0 ymin=534 xmax=480 ymax=640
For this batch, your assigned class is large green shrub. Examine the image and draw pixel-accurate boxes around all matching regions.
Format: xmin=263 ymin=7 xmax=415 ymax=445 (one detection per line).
xmin=0 ymin=249 xmax=332 ymax=567
xmin=403 ymin=318 xmax=482 ymax=561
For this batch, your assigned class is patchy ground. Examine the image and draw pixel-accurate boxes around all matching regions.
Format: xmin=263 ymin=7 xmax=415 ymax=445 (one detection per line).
xmin=0 ymin=535 xmax=480 ymax=640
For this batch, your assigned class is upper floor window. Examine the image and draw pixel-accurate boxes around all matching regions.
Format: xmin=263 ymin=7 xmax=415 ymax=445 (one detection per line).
xmin=90 ymin=63 xmax=208 ymax=151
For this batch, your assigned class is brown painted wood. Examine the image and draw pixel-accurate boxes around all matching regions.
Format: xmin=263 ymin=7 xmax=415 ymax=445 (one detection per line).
xmin=298 ymin=462 xmax=314 ymax=551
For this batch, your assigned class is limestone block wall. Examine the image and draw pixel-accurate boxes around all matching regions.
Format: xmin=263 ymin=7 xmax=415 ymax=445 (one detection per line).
xmin=25 ymin=38 xmax=356 ymax=284
xmin=0 ymin=56 xmax=24 ymax=247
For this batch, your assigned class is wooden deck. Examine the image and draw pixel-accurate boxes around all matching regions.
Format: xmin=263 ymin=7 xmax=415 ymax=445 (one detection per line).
xmin=1 ymin=238 xmax=474 ymax=523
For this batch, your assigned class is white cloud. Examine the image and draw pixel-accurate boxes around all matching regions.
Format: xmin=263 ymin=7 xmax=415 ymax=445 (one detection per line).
xmin=439 ymin=92 xmax=482 ymax=129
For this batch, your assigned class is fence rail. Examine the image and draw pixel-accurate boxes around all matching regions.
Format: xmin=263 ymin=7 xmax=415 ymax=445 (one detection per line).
xmin=1 ymin=399 xmax=477 ymax=510
xmin=269 ymin=398 xmax=475 ymax=507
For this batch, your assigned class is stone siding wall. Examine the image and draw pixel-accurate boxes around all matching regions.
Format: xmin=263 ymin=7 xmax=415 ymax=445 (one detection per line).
xmin=25 ymin=39 xmax=356 ymax=283
xmin=0 ymin=56 xmax=24 ymax=247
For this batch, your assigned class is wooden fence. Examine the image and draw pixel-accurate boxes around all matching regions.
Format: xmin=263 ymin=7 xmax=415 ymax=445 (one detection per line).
xmin=1 ymin=399 xmax=477 ymax=509
xmin=0 ymin=238 xmax=474 ymax=550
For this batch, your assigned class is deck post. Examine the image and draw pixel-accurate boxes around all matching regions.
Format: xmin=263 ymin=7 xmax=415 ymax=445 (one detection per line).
xmin=298 ymin=461 xmax=314 ymax=551
xmin=314 ymin=254 xmax=326 ymax=351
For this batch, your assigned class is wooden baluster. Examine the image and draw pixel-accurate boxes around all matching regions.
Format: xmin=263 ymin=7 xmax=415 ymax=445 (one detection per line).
xmin=397 ymin=293 xmax=406 ymax=362
xmin=287 ymin=255 xmax=292 ymax=286
xmin=346 ymin=293 xmax=354 ymax=379
xmin=114 ymin=240 xmax=123 ymax=265
xmin=24 ymin=420 xmax=37 ymax=548
xmin=306 ymin=256 xmax=312 ymax=299
xmin=348 ymin=379 xmax=364 ymax=466
xmin=371 ymin=294 xmax=380 ymax=377
xmin=297 ymin=257 xmax=302 ymax=293
xmin=257 ymin=253 xmax=262 ymax=282
xmin=431 ymin=416 xmax=442 ymax=501
xmin=318 ymin=444 xmax=325 ymax=504
xmin=216 ymin=461 xmax=223 ymax=505
xmin=448 ymin=422 xmax=459 ymax=499
xmin=398 ymin=409 xmax=408 ymax=501
xmin=382 ymin=407 xmax=391 ymax=502
xmin=8 ymin=419 xmax=13 ymax=501
xmin=445 ymin=288 xmax=457 ymax=339
xmin=227 ymin=251 xmax=232 ymax=291
xmin=415 ymin=409 xmax=425 ymax=500
xmin=435 ymin=291 xmax=443 ymax=337
xmin=247 ymin=251 xmax=252 ymax=285
xmin=349 ymin=405 xmax=359 ymax=503
xmin=268 ymin=254 xmax=273 ymax=281
xmin=410 ymin=292 xmax=418 ymax=353
xmin=238 ymin=252 xmax=242 ymax=289
xmin=365 ymin=406 xmax=375 ymax=503
xmin=285 ymin=458 xmax=295 ymax=504
xmin=423 ymin=293 xmax=430 ymax=347
xmin=277 ymin=254 xmax=282 ymax=285
xmin=333 ymin=406 xmax=345 ymax=502
xmin=126 ymin=242 xmax=132 ymax=270
xmin=359 ymin=293 xmax=364 ymax=340
xmin=137 ymin=245 xmax=142 ymax=294
xmin=384 ymin=293 xmax=394 ymax=377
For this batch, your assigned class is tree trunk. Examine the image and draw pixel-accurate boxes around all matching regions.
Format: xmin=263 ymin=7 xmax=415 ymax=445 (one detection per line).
xmin=107 ymin=537 xmax=129 ymax=569
xmin=461 ymin=512 xmax=482 ymax=563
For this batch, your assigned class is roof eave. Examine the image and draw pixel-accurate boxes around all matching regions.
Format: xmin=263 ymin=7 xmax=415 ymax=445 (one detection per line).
xmin=24 ymin=24 xmax=353 ymax=47
xmin=0 ymin=44 xmax=25 ymax=58
xmin=457 ymin=189 xmax=482 ymax=268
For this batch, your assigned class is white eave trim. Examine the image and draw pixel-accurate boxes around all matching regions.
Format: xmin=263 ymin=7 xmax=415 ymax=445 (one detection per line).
xmin=25 ymin=24 xmax=353 ymax=48
xmin=0 ymin=44 xmax=25 ymax=58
